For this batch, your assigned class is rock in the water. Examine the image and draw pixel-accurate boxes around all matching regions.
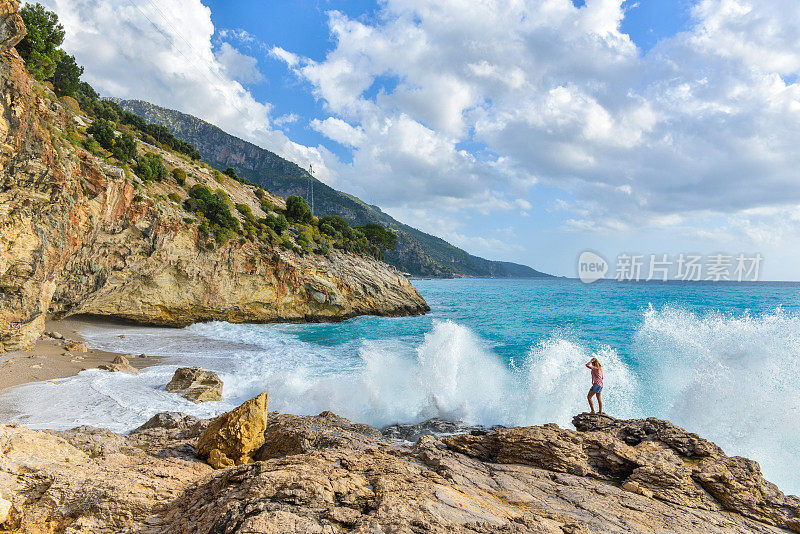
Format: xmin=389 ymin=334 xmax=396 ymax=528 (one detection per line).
xmin=49 ymin=331 xmax=63 ymax=339
xmin=165 ymin=367 xmax=223 ymax=403
xmin=97 ymin=354 xmax=139 ymax=374
xmin=64 ymin=340 xmax=88 ymax=353
xmin=196 ymin=392 xmax=268 ymax=469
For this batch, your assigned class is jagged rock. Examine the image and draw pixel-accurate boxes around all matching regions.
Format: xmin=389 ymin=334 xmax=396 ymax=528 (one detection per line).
xmin=0 ymin=0 xmax=25 ymax=53
xmin=165 ymin=367 xmax=223 ymax=403
xmin=255 ymin=410 xmax=382 ymax=460
xmin=572 ymin=413 xmax=800 ymax=529
xmin=0 ymin=421 xmax=211 ymax=533
xmin=97 ymin=354 xmax=139 ymax=374
xmin=196 ymin=392 xmax=269 ymax=469
xmin=445 ymin=414 xmax=800 ymax=532
xmin=0 ymin=414 xmax=798 ymax=533
xmin=64 ymin=340 xmax=88 ymax=353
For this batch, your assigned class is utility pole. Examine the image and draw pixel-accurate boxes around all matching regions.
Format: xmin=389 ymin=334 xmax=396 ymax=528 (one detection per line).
xmin=308 ymin=165 xmax=314 ymax=216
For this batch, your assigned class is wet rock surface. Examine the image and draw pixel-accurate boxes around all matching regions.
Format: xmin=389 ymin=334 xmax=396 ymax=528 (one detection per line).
xmin=97 ymin=354 xmax=140 ymax=374
xmin=382 ymin=417 xmax=501 ymax=442
xmin=0 ymin=404 xmax=797 ymax=534
xmin=165 ymin=367 xmax=224 ymax=403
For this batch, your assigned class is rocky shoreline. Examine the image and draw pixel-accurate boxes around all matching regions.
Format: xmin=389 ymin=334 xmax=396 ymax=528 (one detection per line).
xmin=0 ymin=316 xmax=161 ymax=393
xmin=0 ymin=393 xmax=797 ymax=533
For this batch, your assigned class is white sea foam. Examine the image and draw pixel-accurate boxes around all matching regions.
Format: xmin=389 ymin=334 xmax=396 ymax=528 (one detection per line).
xmin=0 ymin=307 xmax=797 ymax=494
xmin=635 ymin=305 xmax=800 ymax=495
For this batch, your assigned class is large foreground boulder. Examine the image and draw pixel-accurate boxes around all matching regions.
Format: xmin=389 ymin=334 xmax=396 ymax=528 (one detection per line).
xmin=196 ymin=392 xmax=269 ymax=469
xmin=165 ymin=367 xmax=223 ymax=403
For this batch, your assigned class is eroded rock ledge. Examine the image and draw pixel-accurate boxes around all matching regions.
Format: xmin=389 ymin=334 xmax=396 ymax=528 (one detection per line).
xmin=0 ymin=404 xmax=797 ymax=533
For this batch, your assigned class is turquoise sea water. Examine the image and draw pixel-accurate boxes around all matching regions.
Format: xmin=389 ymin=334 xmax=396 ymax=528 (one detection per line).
xmin=1 ymin=278 xmax=799 ymax=494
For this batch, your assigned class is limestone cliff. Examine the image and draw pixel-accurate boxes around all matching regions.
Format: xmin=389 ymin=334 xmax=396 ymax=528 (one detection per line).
xmin=0 ymin=408 xmax=797 ymax=533
xmin=0 ymin=0 xmax=427 ymax=352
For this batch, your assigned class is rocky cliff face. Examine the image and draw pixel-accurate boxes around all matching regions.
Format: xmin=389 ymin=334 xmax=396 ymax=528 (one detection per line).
xmin=0 ymin=0 xmax=427 ymax=352
xmin=0 ymin=406 xmax=797 ymax=533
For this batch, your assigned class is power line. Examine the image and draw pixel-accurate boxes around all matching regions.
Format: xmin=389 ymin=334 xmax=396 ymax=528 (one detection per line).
xmin=122 ymin=0 xmax=257 ymax=133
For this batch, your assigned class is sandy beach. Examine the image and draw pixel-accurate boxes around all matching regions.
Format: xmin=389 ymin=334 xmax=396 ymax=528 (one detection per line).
xmin=0 ymin=316 xmax=161 ymax=392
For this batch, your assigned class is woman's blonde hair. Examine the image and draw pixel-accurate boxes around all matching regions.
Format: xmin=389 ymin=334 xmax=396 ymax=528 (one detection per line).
xmin=591 ymin=357 xmax=602 ymax=369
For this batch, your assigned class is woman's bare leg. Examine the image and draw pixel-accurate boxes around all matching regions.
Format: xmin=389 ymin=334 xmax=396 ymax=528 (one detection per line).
xmin=597 ymin=391 xmax=603 ymax=414
xmin=587 ymin=391 xmax=595 ymax=413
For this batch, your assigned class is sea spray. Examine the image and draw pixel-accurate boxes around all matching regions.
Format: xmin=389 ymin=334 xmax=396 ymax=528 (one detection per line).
xmin=521 ymin=338 xmax=638 ymax=426
xmin=635 ymin=305 xmax=800 ymax=495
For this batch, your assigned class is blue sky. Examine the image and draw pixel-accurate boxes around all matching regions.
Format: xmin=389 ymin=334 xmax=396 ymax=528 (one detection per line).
xmin=46 ymin=0 xmax=800 ymax=279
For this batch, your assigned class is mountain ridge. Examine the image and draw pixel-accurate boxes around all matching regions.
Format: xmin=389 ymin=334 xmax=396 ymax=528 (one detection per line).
xmin=113 ymin=98 xmax=551 ymax=279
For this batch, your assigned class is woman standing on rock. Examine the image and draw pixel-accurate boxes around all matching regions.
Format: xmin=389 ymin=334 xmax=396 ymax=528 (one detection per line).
xmin=586 ymin=358 xmax=603 ymax=414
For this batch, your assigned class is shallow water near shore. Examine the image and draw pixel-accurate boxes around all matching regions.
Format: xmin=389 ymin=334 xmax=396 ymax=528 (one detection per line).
xmin=1 ymin=278 xmax=799 ymax=495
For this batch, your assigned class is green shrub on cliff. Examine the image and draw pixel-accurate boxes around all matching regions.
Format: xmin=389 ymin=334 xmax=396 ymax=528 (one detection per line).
xmin=184 ymin=185 xmax=240 ymax=243
xmin=259 ymin=213 xmax=288 ymax=235
xmin=235 ymin=203 xmax=255 ymax=223
xmin=18 ymin=3 xmax=64 ymax=81
xmin=58 ymin=95 xmax=80 ymax=115
xmin=81 ymin=137 xmax=102 ymax=155
xmin=112 ymin=131 xmax=137 ymax=162
xmin=87 ymin=118 xmax=115 ymax=150
xmin=316 ymin=214 xmax=394 ymax=259
xmin=260 ymin=199 xmax=274 ymax=213
xmin=286 ymin=195 xmax=313 ymax=223
xmin=295 ymin=233 xmax=312 ymax=254
xmin=355 ymin=223 xmax=397 ymax=253
xmin=136 ymin=152 xmax=167 ymax=181
xmin=318 ymin=215 xmax=353 ymax=240
xmin=172 ymin=168 xmax=186 ymax=186
xmin=50 ymin=53 xmax=83 ymax=97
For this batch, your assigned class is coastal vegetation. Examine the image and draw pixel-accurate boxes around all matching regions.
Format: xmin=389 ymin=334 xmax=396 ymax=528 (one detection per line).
xmin=19 ymin=3 xmax=201 ymax=160
xmin=17 ymin=3 xmax=63 ymax=81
